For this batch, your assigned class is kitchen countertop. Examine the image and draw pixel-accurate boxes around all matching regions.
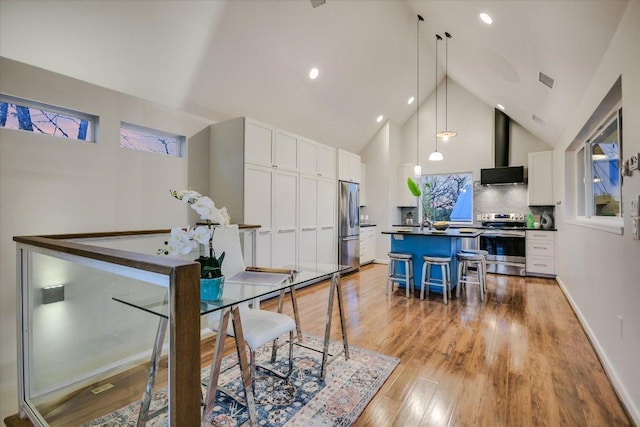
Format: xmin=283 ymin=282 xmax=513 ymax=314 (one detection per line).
xmin=382 ymin=228 xmax=483 ymax=238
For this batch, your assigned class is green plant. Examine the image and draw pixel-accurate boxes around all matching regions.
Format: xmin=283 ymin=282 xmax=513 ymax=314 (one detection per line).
xmin=407 ymin=177 xmax=421 ymax=197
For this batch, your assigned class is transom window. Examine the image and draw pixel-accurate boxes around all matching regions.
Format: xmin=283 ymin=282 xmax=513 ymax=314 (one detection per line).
xmin=419 ymin=172 xmax=473 ymax=223
xmin=120 ymin=122 xmax=184 ymax=157
xmin=0 ymin=95 xmax=96 ymax=142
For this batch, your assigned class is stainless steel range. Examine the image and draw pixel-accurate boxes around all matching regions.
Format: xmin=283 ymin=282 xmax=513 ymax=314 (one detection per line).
xmin=480 ymin=213 xmax=526 ymax=276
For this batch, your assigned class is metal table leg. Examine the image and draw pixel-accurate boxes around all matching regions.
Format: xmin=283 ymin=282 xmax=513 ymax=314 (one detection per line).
xmin=137 ymin=317 xmax=168 ymax=427
xmin=320 ymin=272 xmax=349 ymax=380
xmin=203 ymin=306 xmax=258 ymax=426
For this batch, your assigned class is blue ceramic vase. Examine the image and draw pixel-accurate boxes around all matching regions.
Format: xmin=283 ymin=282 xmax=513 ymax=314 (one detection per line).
xmin=200 ymin=276 xmax=225 ymax=301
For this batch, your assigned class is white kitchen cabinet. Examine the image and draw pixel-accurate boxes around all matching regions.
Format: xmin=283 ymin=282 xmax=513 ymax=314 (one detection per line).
xmin=317 ymin=177 xmax=337 ymax=265
xmin=298 ymin=174 xmax=318 ymax=264
xmin=360 ymin=163 xmax=367 ymax=206
xmin=526 ymin=229 xmax=555 ymax=276
xmin=244 ymin=165 xmax=273 ymax=266
xmin=243 ymin=119 xmax=298 ymax=171
xmin=244 ymin=119 xmax=275 ymax=167
xmin=528 ymin=150 xmax=554 ymax=206
xmin=338 ymin=149 xmax=361 ymax=183
xmin=272 ymin=169 xmax=298 ymax=268
xmin=274 ymin=129 xmax=298 ymax=171
xmin=298 ymin=138 xmax=336 ymax=178
xmin=210 ymin=117 xmax=335 ymax=268
xmin=317 ymin=144 xmax=336 ymax=178
xmin=398 ymin=163 xmax=418 ymax=207
xmin=360 ymin=226 xmax=376 ymax=265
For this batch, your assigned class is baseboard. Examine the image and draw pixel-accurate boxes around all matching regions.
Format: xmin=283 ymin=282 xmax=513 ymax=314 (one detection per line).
xmin=372 ymin=259 xmax=388 ymax=265
xmin=556 ymin=275 xmax=639 ymax=426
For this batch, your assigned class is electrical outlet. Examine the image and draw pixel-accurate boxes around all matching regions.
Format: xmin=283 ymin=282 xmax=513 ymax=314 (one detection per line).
xmin=476 ymin=214 xmax=481 ymax=221
xmin=633 ymin=217 xmax=640 ymax=240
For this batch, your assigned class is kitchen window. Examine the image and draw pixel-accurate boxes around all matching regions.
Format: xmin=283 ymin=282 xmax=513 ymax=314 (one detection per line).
xmin=577 ymin=107 xmax=622 ymax=219
xmin=419 ymin=172 xmax=473 ymax=223
xmin=120 ymin=122 xmax=185 ymax=157
xmin=0 ymin=94 xmax=96 ymax=142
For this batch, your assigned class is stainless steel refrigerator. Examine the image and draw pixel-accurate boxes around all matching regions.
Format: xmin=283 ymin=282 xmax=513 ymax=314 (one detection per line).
xmin=338 ymin=180 xmax=360 ymax=272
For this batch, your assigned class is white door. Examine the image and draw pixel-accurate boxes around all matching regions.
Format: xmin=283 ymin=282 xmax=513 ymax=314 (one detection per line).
xmin=298 ymin=175 xmax=318 ymax=264
xmin=244 ymin=165 xmax=273 ymax=267
xmin=272 ymin=170 xmax=298 ymax=268
xmin=244 ymin=119 xmax=274 ymax=167
xmin=317 ymin=178 xmax=336 ymax=264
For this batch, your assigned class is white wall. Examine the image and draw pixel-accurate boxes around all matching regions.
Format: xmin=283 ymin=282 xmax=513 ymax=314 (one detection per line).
xmin=553 ymin=2 xmax=640 ymax=423
xmin=360 ymin=121 xmax=401 ymax=260
xmin=0 ymin=57 xmax=212 ymax=420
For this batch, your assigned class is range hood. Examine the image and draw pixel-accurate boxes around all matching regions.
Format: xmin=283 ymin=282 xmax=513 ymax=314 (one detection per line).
xmin=480 ymin=109 xmax=526 ymax=185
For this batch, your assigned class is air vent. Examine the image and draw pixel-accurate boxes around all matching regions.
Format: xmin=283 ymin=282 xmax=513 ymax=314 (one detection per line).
xmin=538 ymin=72 xmax=555 ymax=89
xmin=532 ymin=114 xmax=546 ymax=126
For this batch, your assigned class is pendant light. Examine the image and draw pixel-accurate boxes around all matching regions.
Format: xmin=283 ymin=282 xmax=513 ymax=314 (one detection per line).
xmin=436 ymin=32 xmax=457 ymax=142
xmin=414 ymin=15 xmax=424 ymax=177
xmin=429 ymin=34 xmax=443 ymax=161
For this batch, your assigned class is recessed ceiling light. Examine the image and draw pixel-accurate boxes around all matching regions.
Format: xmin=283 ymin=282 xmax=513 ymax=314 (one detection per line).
xmin=408 ymin=97 xmax=415 ymax=105
xmin=497 ymin=104 xmax=505 ymax=110
xmin=376 ymin=115 xmax=384 ymax=123
xmin=480 ymin=13 xmax=493 ymax=24
xmin=309 ymin=68 xmax=319 ymax=79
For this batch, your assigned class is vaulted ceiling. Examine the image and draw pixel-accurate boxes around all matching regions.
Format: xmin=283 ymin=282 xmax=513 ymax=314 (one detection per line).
xmin=0 ymin=0 xmax=628 ymax=154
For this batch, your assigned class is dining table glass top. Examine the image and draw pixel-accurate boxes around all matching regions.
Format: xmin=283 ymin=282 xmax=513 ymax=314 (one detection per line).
xmin=112 ymin=262 xmax=349 ymax=319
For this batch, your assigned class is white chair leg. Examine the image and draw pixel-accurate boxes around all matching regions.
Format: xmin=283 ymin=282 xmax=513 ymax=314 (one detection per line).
xmin=446 ymin=264 xmax=452 ymax=301
xmin=404 ymin=260 xmax=411 ymax=298
xmin=456 ymin=261 xmax=463 ymax=298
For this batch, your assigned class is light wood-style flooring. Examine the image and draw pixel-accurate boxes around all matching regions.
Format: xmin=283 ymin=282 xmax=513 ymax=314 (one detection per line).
xmin=5 ymin=264 xmax=632 ymax=426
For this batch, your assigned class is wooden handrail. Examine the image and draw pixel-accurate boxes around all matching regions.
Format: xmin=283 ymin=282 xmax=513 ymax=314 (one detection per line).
xmin=13 ymin=230 xmax=202 ymax=426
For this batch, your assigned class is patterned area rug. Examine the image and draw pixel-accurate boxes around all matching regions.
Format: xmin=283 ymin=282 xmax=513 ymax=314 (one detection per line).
xmin=84 ymin=334 xmax=399 ymax=426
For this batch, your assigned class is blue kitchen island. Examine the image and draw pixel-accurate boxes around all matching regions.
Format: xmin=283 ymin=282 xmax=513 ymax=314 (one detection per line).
xmin=382 ymin=228 xmax=483 ymax=296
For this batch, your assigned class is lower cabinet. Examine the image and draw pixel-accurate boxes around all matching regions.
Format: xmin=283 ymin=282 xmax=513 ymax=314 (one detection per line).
xmin=526 ymin=230 xmax=555 ymax=276
xmin=360 ymin=226 xmax=377 ymax=265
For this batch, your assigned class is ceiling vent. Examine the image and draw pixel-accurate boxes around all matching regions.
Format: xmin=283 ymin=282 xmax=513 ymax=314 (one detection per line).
xmin=310 ymin=0 xmax=326 ymax=7
xmin=532 ymin=114 xmax=546 ymax=126
xmin=538 ymin=71 xmax=555 ymax=89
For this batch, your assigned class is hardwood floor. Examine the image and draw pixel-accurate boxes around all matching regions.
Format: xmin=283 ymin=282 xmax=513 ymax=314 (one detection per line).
xmin=5 ymin=264 xmax=632 ymax=426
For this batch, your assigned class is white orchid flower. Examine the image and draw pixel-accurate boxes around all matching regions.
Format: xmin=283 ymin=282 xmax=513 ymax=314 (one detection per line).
xmin=218 ymin=207 xmax=231 ymax=226
xmin=177 ymin=190 xmax=202 ymax=204
xmin=192 ymin=226 xmax=213 ymax=245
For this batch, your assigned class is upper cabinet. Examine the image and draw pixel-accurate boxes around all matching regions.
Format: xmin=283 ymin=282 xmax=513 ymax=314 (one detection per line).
xmin=397 ymin=163 xmax=418 ymax=207
xmin=298 ymin=137 xmax=336 ymax=178
xmin=244 ymin=119 xmax=298 ymax=171
xmin=528 ymin=150 xmax=554 ymax=206
xmin=338 ymin=149 xmax=361 ymax=183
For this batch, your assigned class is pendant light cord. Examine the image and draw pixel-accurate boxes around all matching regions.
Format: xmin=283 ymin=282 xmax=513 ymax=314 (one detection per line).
xmin=435 ymin=34 xmax=441 ymax=153
xmin=416 ymin=15 xmax=423 ymax=169
xmin=444 ymin=32 xmax=451 ymax=132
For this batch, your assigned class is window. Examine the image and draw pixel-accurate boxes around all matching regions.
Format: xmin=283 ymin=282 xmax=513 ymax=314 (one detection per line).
xmin=577 ymin=107 xmax=622 ymax=218
xmin=419 ymin=172 xmax=473 ymax=223
xmin=120 ymin=122 xmax=184 ymax=157
xmin=0 ymin=95 xmax=96 ymax=142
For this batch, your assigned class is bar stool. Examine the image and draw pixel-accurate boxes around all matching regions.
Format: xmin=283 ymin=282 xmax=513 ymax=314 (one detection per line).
xmin=387 ymin=252 xmax=415 ymax=298
xmin=456 ymin=252 xmax=486 ymax=301
xmin=420 ymin=255 xmax=452 ymax=304
xmin=461 ymin=249 xmax=489 ymax=292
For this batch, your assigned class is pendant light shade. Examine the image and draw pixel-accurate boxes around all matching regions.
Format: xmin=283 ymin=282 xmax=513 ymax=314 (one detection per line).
xmin=436 ymin=32 xmax=456 ymax=141
xmin=414 ymin=15 xmax=424 ymax=176
xmin=430 ymin=34 xmax=444 ymax=162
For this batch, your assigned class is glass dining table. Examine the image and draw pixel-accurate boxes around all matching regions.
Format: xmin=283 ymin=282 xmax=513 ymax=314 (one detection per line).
xmin=112 ymin=262 xmax=351 ymax=426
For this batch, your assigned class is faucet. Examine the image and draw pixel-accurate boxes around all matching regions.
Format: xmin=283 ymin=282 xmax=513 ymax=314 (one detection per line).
xmin=419 ymin=217 xmax=432 ymax=232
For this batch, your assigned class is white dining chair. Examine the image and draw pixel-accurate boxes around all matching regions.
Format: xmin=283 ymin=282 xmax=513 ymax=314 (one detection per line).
xmin=205 ymin=225 xmax=296 ymax=392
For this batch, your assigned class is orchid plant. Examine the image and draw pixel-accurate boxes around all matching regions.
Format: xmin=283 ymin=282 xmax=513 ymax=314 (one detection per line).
xmin=158 ymin=189 xmax=231 ymax=279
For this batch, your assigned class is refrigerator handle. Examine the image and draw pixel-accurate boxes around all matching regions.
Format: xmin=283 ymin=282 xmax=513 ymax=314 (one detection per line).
xmin=348 ymin=191 xmax=355 ymax=228
xmin=341 ymin=236 xmax=359 ymax=241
